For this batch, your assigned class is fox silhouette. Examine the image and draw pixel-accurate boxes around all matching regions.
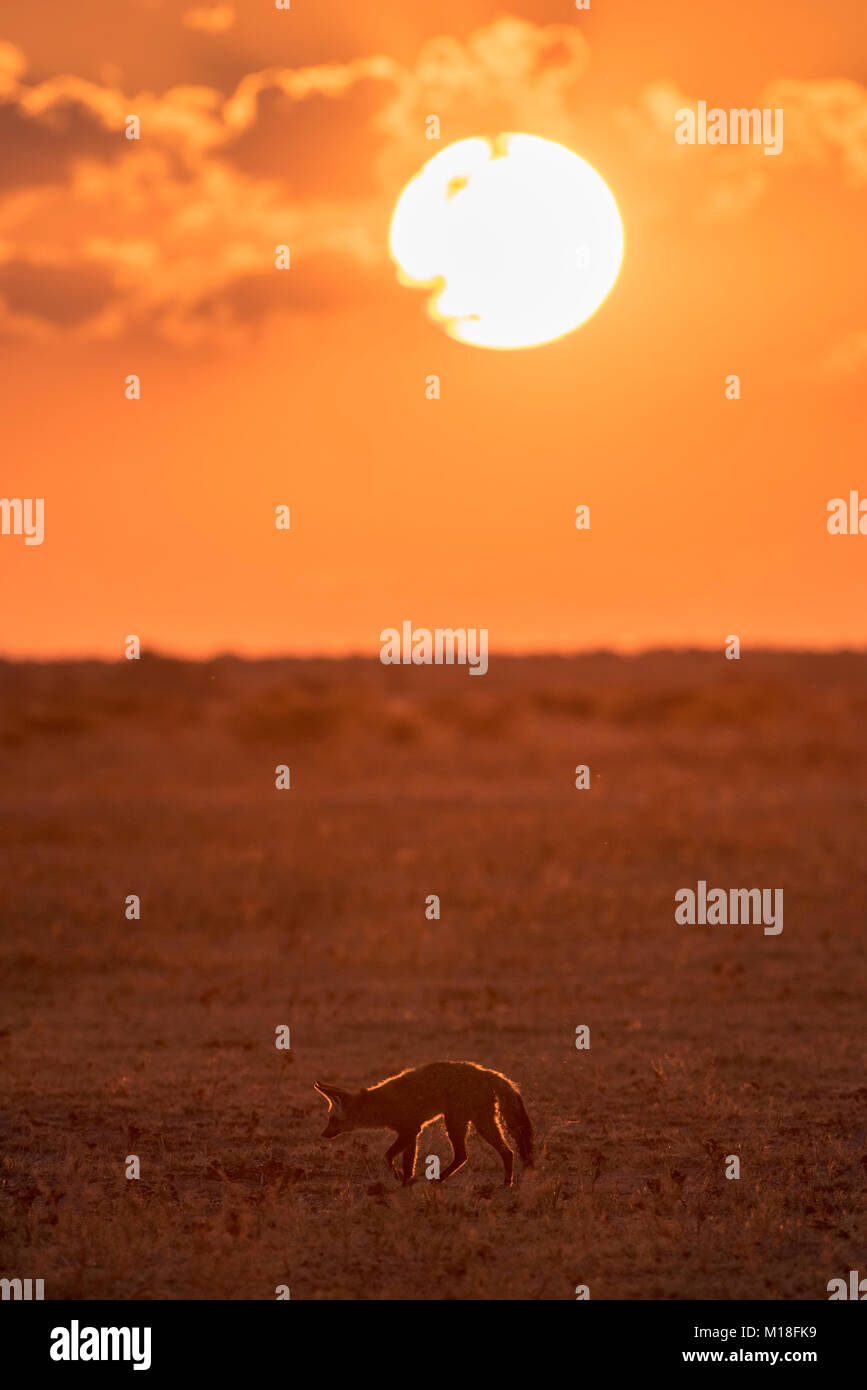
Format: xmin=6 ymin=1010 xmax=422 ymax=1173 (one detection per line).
xmin=314 ymin=1060 xmax=534 ymax=1187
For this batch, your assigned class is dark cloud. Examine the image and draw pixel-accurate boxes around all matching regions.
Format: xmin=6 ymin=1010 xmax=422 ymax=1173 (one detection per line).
xmin=220 ymin=77 xmax=397 ymax=197
xmin=0 ymin=97 xmax=119 ymax=190
xmin=0 ymin=259 xmax=117 ymax=325
xmin=193 ymin=251 xmax=393 ymax=324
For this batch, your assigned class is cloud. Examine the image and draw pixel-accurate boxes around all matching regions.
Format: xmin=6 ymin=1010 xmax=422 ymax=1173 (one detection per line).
xmin=220 ymin=75 xmax=399 ymax=199
xmin=764 ymin=78 xmax=867 ymax=186
xmin=0 ymin=255 xmax=119 ymax=338
xmin=0 ymin=97 xmax=120 ymax=191
xmin=183 ymin=5 xmax=235 ymax=34
xmin=0 ymin=40 xmax=27 ymax=95
xmin=191 ymin=249 xmax=390 ymax=327
xmin=0 ymin=19 xmax=862 ymax=342
xmin=375 ymin=18 xmax=589 ymax=185
xmin=0 ymin=18 xmax=590 ymax=341
xmin=619 ymin=76 xmax=867 ymax=222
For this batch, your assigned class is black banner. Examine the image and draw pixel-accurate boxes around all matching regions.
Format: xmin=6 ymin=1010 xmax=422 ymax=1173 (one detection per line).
xmin=1 ymin=1300 xmax=862 ymax=1376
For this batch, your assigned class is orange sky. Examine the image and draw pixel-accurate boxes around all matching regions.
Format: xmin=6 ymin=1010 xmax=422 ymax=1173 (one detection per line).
xmin=0 ymin=0 xmax=865 ymax=657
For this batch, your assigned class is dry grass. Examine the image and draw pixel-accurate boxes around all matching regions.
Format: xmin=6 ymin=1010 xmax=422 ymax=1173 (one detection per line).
xmin=1 ymin=651 xmax=865 ymax=1299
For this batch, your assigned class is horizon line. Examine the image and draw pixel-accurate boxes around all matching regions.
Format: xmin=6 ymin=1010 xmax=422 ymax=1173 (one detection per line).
xmin=2 ymin=642 xmax=867 ymax=665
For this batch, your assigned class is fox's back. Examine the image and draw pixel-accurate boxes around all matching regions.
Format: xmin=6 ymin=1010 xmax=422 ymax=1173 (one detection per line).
xmin=369 ymin=1061 xmax=508 ymax=1121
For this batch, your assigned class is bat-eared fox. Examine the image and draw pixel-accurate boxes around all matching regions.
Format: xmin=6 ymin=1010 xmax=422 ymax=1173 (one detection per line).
xmin=314 ymin=1061 xmax=534 ymax=1187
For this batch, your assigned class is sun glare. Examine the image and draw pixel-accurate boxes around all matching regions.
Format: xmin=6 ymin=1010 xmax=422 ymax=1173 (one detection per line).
xmin=389 ymin=134 xmax=624 ymax=349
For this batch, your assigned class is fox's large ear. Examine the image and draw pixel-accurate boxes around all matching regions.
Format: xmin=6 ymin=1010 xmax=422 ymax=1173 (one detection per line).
xmin=314 ymin=1081 xmax=348 ymax=1100
xmin=314 ymin=1081 xmax=348 ymax=1116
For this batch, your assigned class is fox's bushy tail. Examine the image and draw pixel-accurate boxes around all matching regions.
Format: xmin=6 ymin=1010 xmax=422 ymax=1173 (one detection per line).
xmin=494 ymin=1076 xmax=535 ymax=1168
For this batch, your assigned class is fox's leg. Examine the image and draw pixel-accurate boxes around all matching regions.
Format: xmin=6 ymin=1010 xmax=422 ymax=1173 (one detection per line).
xmin=401 ymin=1128 xmax=421 ymax=1185
xmin=439 ymin=1116 xmax=469 ymax=1182
xmin=473 ymin=1111 xmax=514 ymax=1187
xmin=384 ymin=1135 xmax=406 ymax=1180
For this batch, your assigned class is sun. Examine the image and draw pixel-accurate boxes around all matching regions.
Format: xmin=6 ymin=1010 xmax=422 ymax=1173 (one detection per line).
xmin=389 ymin=134 xmax=624 ymax=350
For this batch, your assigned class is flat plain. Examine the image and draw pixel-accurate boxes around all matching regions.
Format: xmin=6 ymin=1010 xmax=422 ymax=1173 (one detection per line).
xmin=1 ymin=651 xmax=865 ymax=1299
